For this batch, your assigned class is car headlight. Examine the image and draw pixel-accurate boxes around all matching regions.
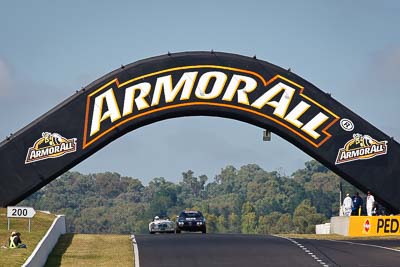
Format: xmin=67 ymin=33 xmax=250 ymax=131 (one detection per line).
xmin=178 ymin=221 xmax=184 ymax=226
xmin=197 ymin=221 xmax=203 ymax=226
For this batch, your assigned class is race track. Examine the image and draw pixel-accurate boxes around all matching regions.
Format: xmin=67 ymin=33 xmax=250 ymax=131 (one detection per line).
xmin=135 ymin=234 xmax=400 ymax=267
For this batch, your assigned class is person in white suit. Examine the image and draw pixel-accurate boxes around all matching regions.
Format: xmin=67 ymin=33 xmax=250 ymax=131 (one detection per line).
xmin=366 ymin=191 xmax=375 ymax=216
xmin=343 ymin=193 xmax=353 ymax=216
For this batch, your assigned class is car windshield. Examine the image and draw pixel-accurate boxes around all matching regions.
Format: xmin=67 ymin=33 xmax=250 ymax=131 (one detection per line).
xmin=155 ymin=215 xmax=170 ymax=220
xmin=180 ymin=212 xmax=203 ymax=218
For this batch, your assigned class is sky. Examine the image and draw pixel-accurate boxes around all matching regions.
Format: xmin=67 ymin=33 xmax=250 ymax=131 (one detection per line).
xmin=0 ymin=1 xmax=399 ymax=184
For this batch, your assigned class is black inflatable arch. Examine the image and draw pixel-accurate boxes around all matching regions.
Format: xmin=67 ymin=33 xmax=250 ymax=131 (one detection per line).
xmin=1 ymin=52 xmax=399 ymax=212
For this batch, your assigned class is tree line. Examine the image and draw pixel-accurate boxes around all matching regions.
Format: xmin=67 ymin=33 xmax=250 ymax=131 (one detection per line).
xmin=21 ymin=160 xmax=359 ymax=234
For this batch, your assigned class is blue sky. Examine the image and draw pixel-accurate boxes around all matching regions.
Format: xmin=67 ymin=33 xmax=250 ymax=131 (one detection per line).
xmin=1 ymin=1 xmax=399 ymax=183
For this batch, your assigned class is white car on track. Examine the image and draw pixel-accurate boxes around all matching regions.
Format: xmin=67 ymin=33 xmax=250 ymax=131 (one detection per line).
xmin=148 ymin=215 xmax=176 ymax=234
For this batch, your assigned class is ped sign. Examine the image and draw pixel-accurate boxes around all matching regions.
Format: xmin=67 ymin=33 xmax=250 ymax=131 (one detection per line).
xmin=7 ymin=206 xmax=36 ymax=232
xmin=348 ymin=216 xmax=400 ymax=236
xmin=377 ymin=218 xmax=399 ymax=234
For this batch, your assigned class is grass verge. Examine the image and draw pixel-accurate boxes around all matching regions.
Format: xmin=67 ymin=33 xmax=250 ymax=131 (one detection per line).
xmin=0 ymin=208 xmax=55 ymax=267
xmin=45 ymin=234 xmax=134 ymax=267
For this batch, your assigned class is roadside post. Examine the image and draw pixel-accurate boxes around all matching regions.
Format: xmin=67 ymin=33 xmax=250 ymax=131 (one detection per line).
xmin=7 ymin=206 xmax=36 ymax=232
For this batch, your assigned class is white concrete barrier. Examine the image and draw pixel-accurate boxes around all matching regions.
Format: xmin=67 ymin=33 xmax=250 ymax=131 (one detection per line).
xmin=330 ymin=216 xmax=350 ymax=236
xmin=315 ymin=223 xmax=331 ymax=234
xmin=22 ymin=215 xmax=66 ymax=267
xmin=130 ymin=235 xmax=140 ymax=267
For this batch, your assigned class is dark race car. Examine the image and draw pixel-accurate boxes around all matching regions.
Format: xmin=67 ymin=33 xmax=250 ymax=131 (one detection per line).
xmin=176 ymin=210 xmax=206 ymax=234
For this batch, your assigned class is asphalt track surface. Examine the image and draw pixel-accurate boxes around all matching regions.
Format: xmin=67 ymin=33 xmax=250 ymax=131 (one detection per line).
xmin=135 ymin=234 xmax=400 ymax=267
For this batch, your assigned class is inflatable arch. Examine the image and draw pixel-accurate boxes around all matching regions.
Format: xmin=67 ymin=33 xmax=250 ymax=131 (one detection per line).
xmin=0 ymin=52 xmax=399 ymax=212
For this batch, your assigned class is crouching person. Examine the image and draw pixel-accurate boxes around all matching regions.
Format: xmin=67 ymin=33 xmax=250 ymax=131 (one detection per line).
xmin=9 ymin=232 xmax=27 ymax=249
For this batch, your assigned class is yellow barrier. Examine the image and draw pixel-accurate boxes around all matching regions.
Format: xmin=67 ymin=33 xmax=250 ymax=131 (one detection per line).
xmin=348 ymin=216 xmax=400 ymax=236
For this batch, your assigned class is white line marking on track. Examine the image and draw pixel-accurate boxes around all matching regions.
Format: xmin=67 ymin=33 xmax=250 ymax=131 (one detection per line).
xmin=273 ymin=235 xmax=329 ymax=267
xmin=327 ymin=239 xmax=400 ymax=253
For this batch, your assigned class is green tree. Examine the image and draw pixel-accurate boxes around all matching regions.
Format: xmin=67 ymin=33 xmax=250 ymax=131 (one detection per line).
xmin=216 ymin=215 xmax=227 ymax=233
xmin=241 ymin=212 xmax=257 ymax=234
xmin=257 ymin=212 xmax=282 ymax=234
xmin=20 ymin=160 xmax=357 ymax=235
xmin=276 ymin=213 xmax=293 ymax=233
xmin=293 ymin=200 xmax=326 ymax=233
xmin=205 ymin=214 xmax=218 ymax=233
xmin=227 ymin=213 xmax=241 ymax=233
xmin=241 ymin=202 xmax=257 ymax=234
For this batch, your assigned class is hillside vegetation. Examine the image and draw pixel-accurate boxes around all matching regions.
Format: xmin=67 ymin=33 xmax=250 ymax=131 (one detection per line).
xmin=21 ymin=160 xmax=360 ymax=234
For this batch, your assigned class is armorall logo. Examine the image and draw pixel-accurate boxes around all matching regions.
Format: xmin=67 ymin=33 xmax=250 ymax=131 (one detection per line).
xmin=83 ymin=65 xmax=340 ymax=149
xmin=25 ymin=132 xmax=77 ymax=164
xmin=335 ymin=133 xmax=388 ymax=165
